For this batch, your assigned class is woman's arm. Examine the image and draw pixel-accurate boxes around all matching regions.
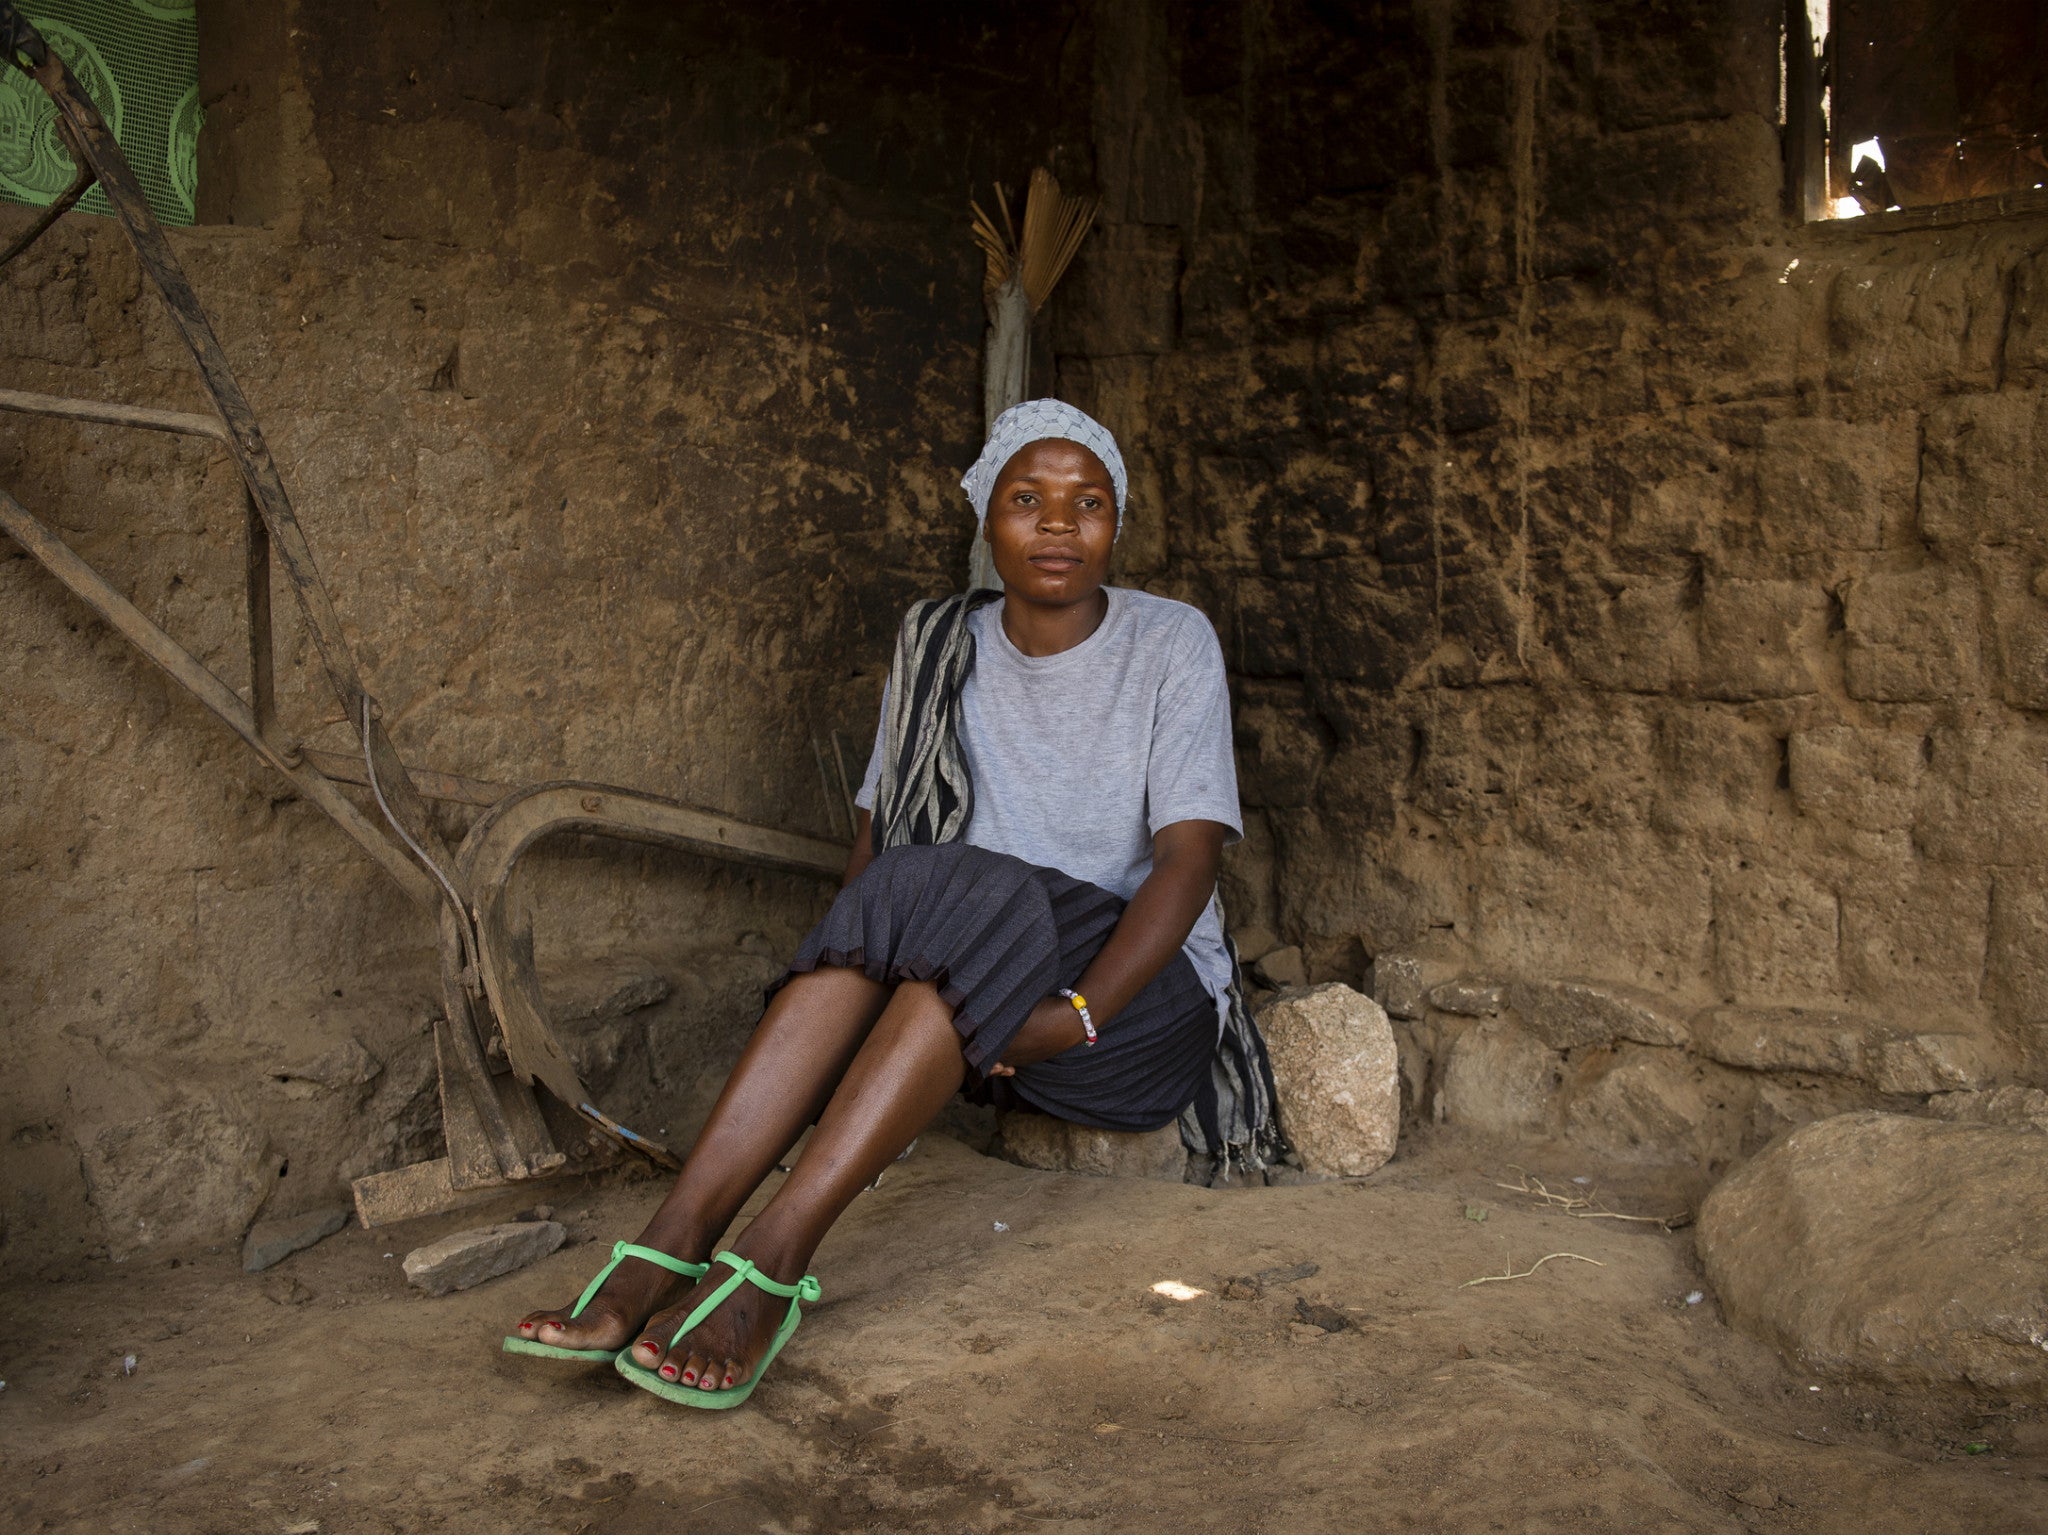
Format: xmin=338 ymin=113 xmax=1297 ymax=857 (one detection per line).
xmin=843 ymin=809 xmax=876 ymax=888
xmin=989 ymin=816 xmax=1229 ymax=1074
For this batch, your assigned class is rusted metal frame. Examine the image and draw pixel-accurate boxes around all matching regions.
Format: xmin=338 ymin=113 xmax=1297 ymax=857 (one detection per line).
xmin=0 ymin=387 xmax=230 ymax=442
xmin=11 ymin=23 xmax=461 ymax=906
xmin=444 ymin=782 xmax=845 ymax=1165
xmin=0 ymin=482 xmax=437 ymax=910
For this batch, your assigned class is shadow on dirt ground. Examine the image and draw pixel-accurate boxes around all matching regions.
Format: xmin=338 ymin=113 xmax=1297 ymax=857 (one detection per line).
xmin=3 ymin=1128 xmax=2044 ymax=1532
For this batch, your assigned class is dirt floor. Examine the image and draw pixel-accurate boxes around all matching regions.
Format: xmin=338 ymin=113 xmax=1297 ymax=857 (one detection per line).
xmin=3 ymin=1128 xmax=2045 ymax=1534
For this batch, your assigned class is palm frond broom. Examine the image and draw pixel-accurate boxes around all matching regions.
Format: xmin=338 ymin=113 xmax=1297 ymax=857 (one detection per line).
xmin=965 ymin=168 xmax=1098 ymax=590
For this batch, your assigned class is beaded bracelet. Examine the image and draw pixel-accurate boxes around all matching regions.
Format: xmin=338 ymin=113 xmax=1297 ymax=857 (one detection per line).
xmin=1058 ymin=988 xmax=1098 ymax=1046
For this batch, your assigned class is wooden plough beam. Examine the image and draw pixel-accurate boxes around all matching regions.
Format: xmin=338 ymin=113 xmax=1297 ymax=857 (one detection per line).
xmin=0 ymin=7 xmax=845 ymax=1226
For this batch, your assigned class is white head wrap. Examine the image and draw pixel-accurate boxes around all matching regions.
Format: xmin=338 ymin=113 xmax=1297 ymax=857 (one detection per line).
xmin=960 ymin=398 xmax=1128 ymax=536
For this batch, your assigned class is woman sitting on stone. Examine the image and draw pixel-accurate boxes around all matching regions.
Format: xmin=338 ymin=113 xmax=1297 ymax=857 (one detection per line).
xmin=507 ymin=400 xmax=1278 ymax=1407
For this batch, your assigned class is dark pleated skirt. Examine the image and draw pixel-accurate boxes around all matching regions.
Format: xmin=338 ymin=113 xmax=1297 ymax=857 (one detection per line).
xmin=773 ymin=842 xmax=1218 ymax=1134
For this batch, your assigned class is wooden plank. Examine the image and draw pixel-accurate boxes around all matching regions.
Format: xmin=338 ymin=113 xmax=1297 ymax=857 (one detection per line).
xmin=350 ymin=1158 xmax=501 ymax=1229
xmin=0 ymin=386 xmax=229 ymax=442
xmin=434 ymin=1017 xmax=510 ymax=1190
xmin=243 ymin=489 xmax=286 ymax=756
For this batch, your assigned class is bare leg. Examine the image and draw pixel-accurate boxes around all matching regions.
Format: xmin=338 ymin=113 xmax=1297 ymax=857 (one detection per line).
xmin=515 ymin=964 xmax=891 ymax=1351
xmin=629 ymin=979 xmax=967 ymax=1391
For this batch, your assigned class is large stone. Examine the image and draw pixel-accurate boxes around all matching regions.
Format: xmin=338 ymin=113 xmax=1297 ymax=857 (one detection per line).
xmin=1691 ymin=1008 xmax=2004 ymax=1092
xmin=1504 ymin=979 xmax=1689 ymax=1050
xmin=1560 ymin=1046 xmax=1743 ymax=1166
xmin=1691 ymin=1006 xmax=1872 ymax=1077
xmin=1924 ymin=1086 xmax=2048 ymax=1134
xmin=1868 ymin=1031 xmax=2003 ymax=1095
xmin=1427 ymin=979 xmax=1502 ymax=1017
xmin=1698 ymin=1113 xmax=2048 ymax=1396
xmin=1253 ymin=945 xmax=1308 ymax=990
xmin=996 ymin=1112 xmax=1187 ymax=1181
xmin=1370 ymin=953 xmax=1426 ymax=1020
xmin=80 ymin=1095 xmax=275 ymax=1260
xmin=1258 ymin=984 xmax=1399 ymax=1177
xmin=242 ymin=1205 xmax=349 ymax=1272
xmin=402 ymin=1220 xmax=565 ymax=1296
xmin=1439 ymin=1020 xmax=1561 ymax=1135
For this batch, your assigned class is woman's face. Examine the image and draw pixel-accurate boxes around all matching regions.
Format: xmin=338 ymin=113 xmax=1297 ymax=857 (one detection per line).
xmin=981 ymin=438 xmax=1116 ymax=605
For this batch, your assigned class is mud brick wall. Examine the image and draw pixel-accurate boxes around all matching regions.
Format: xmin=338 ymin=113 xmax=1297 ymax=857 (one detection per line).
xmin=0 ymin=0 xmax=1085 ymax=1268
xmin=1052 ymin=0 xmax=2048 ymax=1090
xmin=6 ymin=0 xmax=2046 ymax=1266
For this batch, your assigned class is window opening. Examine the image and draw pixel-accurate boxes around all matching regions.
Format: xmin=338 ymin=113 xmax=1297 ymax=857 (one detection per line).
xmin=1787 ymin=0 xmax=2048 ymax=224
xmin=0 ymin=0 xmax=200 ymax=228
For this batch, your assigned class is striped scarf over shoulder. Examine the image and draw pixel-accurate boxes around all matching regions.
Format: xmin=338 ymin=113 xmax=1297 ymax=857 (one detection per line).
xmin=870 ymin=590 xmax=1287 ymax=1177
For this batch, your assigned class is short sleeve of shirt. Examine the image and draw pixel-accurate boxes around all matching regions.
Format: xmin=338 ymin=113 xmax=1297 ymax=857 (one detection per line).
xmin=853 ymin=678 xmax=888 ymax=812
xmin=1147 ymin=613 xmax=1243 ymax=842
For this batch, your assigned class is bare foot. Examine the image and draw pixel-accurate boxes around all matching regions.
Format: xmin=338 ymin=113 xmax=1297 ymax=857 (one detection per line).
xmin=512 ymin=1250 xmax=699 ymax=1353
xmin=626 ymin=1245 xmax=811 ymax=1392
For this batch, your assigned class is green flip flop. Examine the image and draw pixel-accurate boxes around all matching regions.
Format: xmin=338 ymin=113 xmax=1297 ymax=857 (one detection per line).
xmin=501 ymin=1240 xmax=708 ymax=1362
xmin=614 ymin=1249 xmax=821 ymax=1409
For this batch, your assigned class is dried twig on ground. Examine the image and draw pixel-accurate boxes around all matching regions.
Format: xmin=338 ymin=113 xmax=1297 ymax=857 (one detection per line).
xmin=1460 ymin=1252 xmax=1606 ymax=1288
xmin=1493 ymin=1167 xmax=1687 ymax=1230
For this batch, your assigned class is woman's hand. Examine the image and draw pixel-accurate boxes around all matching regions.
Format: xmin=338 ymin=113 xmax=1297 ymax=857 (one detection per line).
xmin=986 ymin=995 xmax=1088 ymax=1077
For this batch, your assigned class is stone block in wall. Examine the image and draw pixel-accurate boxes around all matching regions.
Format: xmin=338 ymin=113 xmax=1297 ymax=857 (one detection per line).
xmin=1503 ymin=979 xmax=1689 ymax=1050
xmin=1925 ymin=1086 xmax=2048 ymax=1134
xmin=1692 ymin=1005 xmax=2005 ymax=1093
xmin=1868 ymin=1032 xmax=2003 ymax=1095
xmin=1370 ymin=953 xmax=1426 ymax=1021
xmin=1919 ymin=391 xmax=2048 ymax=549
xmin=1427 ymin=979 xmax=1501 ymax=1017
xmin=1223 ymin=573 xmax=1307 ymax=677
xmin=1915 ymin=727 xmax=2048 ymax=868
xmin=1560 ymin=1046 xmax=1746 ymax=1168
xmin=1842 ymin=567 xmax=1981 ymax=703
xmin=2005 ymin=248 xmax=2048 ymax=382
xmin=1692 ymin=1006 xmax=1874 ymax=1077
xmin=1315 ymin=313 xmax=1421 ymax=440
xmin=1827 ymin=253 xmax=2008 ymax=399
xmin=1650 ymin=707 xmax=1781 ymax=841
xmin=1987 ymin=872 xmax=2048 ymax=1030
xmin=996 ymin=1113 xmax=1188 ymax=1182
xmin=80 ymin=1093 xmax=274 ymax=1260
xmin=1554 ymin=569 xmax=1695 ymax=694
xmin=1696 ymin=579 xmax=1826 ymax=701
xmin=1472 ymin=833 xmax=1712 ymax=984
xmin=1977 ymin=549 xmax=2048 ymax=712
xmin=1838 ymin=863 xmax=1990 ymax=1014
xmin=1310 ymin=565 xmax=1434 ymax=689
xmin=1049 ymin=224 xmax=1183 ymax=358
xmin=1754 ymin=417 xmax=1891 ymax=552
xmin=1234 ymin=703 xmax=1326 ymax=809
xmin=1786 ymin=726 xmax=1924 ymax=833
xmin=1711 ymin=865 xmax=1841 ymax=999
xmin=1540 ymin=118 xmax=1780 ymax=279
xmin=1439 ymin=1021 xmax=1560 ymax=1135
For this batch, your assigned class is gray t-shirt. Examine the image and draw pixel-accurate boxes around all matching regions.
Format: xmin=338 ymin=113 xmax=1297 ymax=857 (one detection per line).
xmin=856 ymin=586 xmax=1243 ymax=1029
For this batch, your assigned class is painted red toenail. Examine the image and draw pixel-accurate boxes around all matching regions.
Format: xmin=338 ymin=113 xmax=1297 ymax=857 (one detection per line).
xmin=660 ymin=1365 xmax=678 ymax=1380
xmin=681 ymin=1371 xmax=697 ymax=1384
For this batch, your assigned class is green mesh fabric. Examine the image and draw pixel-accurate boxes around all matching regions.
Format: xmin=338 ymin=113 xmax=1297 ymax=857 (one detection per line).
xmin=0 ymin=0 xmax=200 ymax=227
